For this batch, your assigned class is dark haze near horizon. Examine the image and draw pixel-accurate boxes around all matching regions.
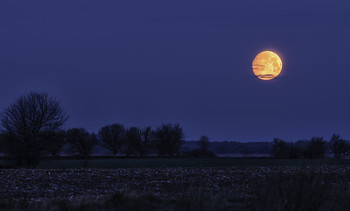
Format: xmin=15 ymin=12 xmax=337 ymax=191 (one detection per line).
xmin=0 ymin=0 xmax=349 ymax=142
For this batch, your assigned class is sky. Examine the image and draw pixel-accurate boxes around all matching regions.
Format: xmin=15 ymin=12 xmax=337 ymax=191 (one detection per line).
xmin=0 ymin=0 xmax=350 ymax=142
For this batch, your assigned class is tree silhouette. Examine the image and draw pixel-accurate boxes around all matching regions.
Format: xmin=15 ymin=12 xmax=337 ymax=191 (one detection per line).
xmin=0 ymin=92 xmax=68 ymax=167
xmin=271 ymin=138 xmax=289 ymax=158
xmin=154 ymin=123 xmax=184 ymax=156
xmin=66 ymin=128 xmax=97 ymax=159
xmin=272 ymin=138 xmax=306 ymax=159
xmin=189 ymin=135 xmax=216 ymax=158
xmin=124 ymin=127 xmax=142 ymax=156
xmin=329 ymin=133 xmax=347 ymax=159
xmin=139 ymin=126 xmax=154 ymax=157
xmin=305 ymin=137 xmax=326 ymax=158
xmin=97 ymin=124 xmax=125 ymax=157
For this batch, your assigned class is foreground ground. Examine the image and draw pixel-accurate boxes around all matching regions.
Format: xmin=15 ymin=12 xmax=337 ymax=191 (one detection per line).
xmin=0 ymin=167 xmax=266 ymax=201
xmin=2 ymin=164 xmax=350 ymax=210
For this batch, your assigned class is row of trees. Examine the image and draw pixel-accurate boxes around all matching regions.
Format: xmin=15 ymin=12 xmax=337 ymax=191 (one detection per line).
xmin=64 ymin=123 xmax=185 ymax=159
xmin=272 ymin=134 xmax=348 ymax=159
xmin=0 ymin=92 xmax=187 ymax=167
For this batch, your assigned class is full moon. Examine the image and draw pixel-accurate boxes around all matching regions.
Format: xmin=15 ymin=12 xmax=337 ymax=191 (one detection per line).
xmin=252 ymin=51 xmax=283 ymax=80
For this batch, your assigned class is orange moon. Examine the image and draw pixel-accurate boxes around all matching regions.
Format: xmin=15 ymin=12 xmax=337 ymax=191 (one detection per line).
xmin=252 ymin=51 xmax=283 ymax=80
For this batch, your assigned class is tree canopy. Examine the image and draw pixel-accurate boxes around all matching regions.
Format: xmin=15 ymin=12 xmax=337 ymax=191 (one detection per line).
xmin=0 ymin=92 xmax=68 ymax=167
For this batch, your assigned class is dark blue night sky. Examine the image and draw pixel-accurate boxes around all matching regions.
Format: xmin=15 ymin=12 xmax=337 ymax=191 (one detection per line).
xmin=0 ymin=0 xmax=349 ymax=142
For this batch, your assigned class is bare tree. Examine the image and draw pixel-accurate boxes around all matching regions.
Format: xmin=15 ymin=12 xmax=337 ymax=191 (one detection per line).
xmin=123 ymin=126 xmax=155 ymax=157
xmin=97 ymin=124 xmax=125 ymax=157
xmin=139 ymin=126 xmax=154 ymax=157
xmin=65 ymin=128 xmax=97 ymax=159
xmin=329 ymin=133 xmax=347 ymax=159
xmin=124 ymin=126 xmax=142 ymax=156
xmin=154 ymin=123 xmax=184 ymax=156
xmin=0 ymin=92 xmax=68 ymax=167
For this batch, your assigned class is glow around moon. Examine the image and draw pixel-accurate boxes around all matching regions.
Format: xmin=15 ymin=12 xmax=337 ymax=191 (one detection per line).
xmin=252 ymin=51 xmax=283 ymax=80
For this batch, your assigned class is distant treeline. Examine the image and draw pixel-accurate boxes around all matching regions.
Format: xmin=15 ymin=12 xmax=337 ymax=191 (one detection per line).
xmin=185 ymin=137 xmax=349 ymax=159
xmin=270 ymin=136 xmax=349 ymax=159
xmin=0 ymin=92 xmax=215 ymax=167
xmin=0 ymin=92 xmax=348 ymax=167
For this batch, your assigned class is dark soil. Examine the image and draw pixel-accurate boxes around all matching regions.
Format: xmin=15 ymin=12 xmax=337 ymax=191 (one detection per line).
xmin=1 ymin=166 xmax=349 ymax=203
